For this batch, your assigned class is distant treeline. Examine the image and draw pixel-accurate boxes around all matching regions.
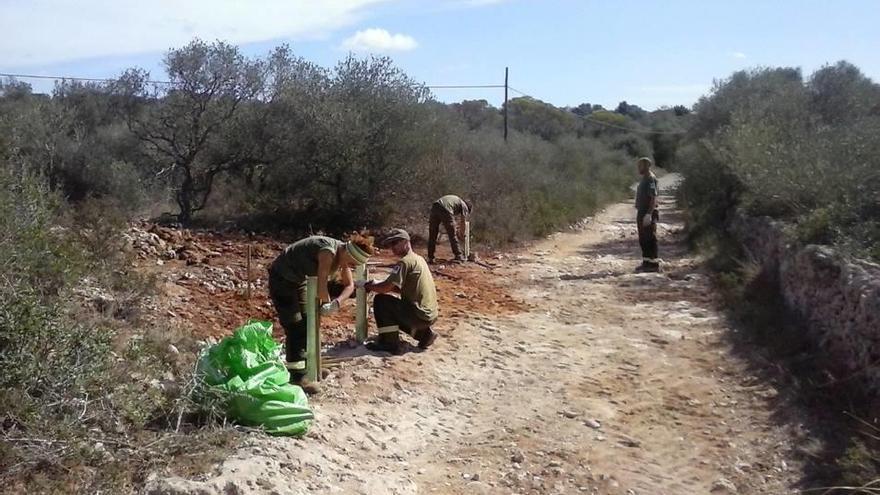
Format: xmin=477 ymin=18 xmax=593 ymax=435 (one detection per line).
xmin=0 ymin=39 xmax=686 ymax=244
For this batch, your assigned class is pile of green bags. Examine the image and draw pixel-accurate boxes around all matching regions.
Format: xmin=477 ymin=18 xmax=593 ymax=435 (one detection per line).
xmin=197 ymin=320 xmax=313 ymax=436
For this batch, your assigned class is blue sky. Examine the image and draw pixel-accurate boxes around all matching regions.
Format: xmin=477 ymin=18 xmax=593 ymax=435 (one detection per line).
xmin=2 ymin=0 xmax=878 ymax=110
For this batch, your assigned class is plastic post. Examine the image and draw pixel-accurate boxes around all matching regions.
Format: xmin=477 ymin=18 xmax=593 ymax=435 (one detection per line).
xmin=464 ymin=220 xmax=471 ymax=260
xmin=305 ymin=276 xmax=319 ymax=382
xmin=355 ymin=264 xmax=368 ymax=343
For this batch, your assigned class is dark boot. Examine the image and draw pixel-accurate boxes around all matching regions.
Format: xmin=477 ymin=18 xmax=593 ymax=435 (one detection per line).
xmin=365 ymin=330 xmax=403 ymax=355
xmin=415 ymin=327 xmax=438 ymax=349
xmin=635 ymin=261 xmax=660 ymax=273
xmin=290 ymin=372 xmax=322 ymax=395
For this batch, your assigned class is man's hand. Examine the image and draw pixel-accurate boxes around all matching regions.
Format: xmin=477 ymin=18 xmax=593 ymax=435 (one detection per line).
xmin=360 ymin=279 xmax=382 ymax=291
xmin=641 ymin=213 xmax=652 ymax=228
xmin=320 ymin=300 xmax=341 ymax=315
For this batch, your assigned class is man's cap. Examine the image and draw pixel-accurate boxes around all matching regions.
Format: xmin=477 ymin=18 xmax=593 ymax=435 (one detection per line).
xmin=637 ymin=156 xmax=654 ymax=166
xmin=382 ymin=228 xmax=410 ymax=246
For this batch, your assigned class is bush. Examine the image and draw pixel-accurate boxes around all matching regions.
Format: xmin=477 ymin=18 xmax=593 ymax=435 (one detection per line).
xmin=0 ymin=162 xmax=237 ymax=492
xmin=678 ymin=62 xmax=880 ymax=260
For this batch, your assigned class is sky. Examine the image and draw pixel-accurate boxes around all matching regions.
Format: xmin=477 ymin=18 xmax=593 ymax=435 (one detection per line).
xmin=1 ymin=0 xmax=878 ymax=110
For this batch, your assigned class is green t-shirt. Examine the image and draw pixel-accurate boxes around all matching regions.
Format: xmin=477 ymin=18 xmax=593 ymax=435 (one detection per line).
xmin=388 ymin=251 xmax=439 ymax=322
xmin=435 ymin=195 xmax=470 ymax=217
xmin=271 ymin=235 xmax=342 ymax=283
xmin=635 ymin=173 xmax=659 ymax=213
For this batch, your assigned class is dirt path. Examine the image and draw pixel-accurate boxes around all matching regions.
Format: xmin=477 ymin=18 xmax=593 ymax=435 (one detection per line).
xmin=148 ymin=176 xmax=803 ymax=495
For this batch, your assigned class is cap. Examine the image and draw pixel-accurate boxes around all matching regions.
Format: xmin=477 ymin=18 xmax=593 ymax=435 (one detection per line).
xmin=382 ymin=228 xmax=410 ymax=246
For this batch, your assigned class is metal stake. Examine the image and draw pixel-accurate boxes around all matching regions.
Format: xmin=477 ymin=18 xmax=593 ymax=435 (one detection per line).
xmin=245 ymin=245 xmax=252 ymax=300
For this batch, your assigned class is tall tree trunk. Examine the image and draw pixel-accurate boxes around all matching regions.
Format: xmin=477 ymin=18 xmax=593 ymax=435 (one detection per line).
xmin=177 ymin=168 xmax=194 ymax=225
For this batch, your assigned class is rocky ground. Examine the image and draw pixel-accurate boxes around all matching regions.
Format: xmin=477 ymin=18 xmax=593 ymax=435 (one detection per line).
xmin=141 ymin=175 xmax=808 ymax=494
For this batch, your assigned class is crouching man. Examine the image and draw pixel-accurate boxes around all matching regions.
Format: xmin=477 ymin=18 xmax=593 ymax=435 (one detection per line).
xmin=363 ymin=229 xmax=439 ymax=354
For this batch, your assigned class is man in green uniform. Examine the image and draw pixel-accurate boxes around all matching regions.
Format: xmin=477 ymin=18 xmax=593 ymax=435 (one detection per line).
xmin=268 ymin=235 xmax=373 ymax=393
xmin=428 ymin=195 xmax=472 ymax=263
xmin=363 ymin=229 xmax=439 ymax=354
xmin=634 ymin=157 xmax=660 ymax=272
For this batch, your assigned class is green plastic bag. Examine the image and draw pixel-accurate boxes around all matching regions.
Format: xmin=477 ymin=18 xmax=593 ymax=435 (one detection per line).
xmin=197 ymin=320 xmax=313 ymax=436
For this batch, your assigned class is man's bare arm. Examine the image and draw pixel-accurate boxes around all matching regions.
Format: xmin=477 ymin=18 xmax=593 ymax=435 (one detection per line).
xmin=334 ymin=265 xmax=356 ymax=304
xmin=366 ymin=278 xmax=398 ymax=294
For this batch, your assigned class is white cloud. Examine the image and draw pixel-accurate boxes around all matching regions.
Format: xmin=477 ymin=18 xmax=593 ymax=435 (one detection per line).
xmin=732 ymin=51 xmax=748 ymax=59
xmin=0 ymin=0 xmax=392 ymax=67
xmin=341 ymin=28 xmax=417 ymax=52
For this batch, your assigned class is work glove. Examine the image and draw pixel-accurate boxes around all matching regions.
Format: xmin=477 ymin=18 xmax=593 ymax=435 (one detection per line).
xmin=641 ymin=213 xmax=653 ymax=228
xmin=320 ymin=300 xmax=341 ymax=315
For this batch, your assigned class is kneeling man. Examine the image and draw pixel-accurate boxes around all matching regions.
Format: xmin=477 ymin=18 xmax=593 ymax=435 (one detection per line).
xmin=364 ymin=229 xmax=439 ymax=354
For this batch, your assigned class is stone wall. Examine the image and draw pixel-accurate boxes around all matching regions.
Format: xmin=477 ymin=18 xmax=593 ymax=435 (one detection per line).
xmin=729 ymin=212 xmax=880 ymax=391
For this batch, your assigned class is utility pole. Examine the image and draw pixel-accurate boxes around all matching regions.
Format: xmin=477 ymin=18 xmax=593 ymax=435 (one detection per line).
xmin=503 ymin=67 xmax=509 ymax=141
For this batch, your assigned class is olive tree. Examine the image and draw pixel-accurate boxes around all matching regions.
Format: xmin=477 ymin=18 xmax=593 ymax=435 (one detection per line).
xmin=117 ymin=39 xmax=266 ymax=224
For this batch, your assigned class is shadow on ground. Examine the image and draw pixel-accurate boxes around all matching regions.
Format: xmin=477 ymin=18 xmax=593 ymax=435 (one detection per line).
xmin=718 ymin=286 xmax=877 ymax=492
xmin=581 ymin=219 xmax=869 ymax=491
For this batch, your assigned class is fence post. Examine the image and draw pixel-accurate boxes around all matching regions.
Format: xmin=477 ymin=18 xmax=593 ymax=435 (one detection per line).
xmin=355 ymin=264 xmax=368 ymax=343
xmin=305 ymin=276 xmax=320 ymax=382
xmin=245 ymin=244 xmax=252 ymax=300
xmin=464 ymin=220 xmax=471 ymax=261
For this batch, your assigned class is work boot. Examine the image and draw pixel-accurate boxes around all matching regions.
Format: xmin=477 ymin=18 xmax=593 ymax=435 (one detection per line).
xmin=365 ymin=331 xmax=403 ymax=355
xmin=290 ymin=373 xmax=322 ymax=395
xmin=427 ymin=257 xmax=436 ymax=265
xmin=634 ymin=261 xmax=660 ymax=273
xmin=415 ymin=327 xmax=438 ymax=349
xmin=453 ymin=255 xmax=466 ymax=263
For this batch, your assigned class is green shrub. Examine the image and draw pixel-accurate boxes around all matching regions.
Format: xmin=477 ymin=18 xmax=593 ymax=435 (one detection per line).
xmin=0 ymin=162 xmax=237 ymax=492
xmin=678 ymin=62 xmax=880 ymax=260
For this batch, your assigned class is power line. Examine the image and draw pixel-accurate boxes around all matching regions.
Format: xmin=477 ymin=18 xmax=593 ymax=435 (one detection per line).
xmin=0 ymin=72 xmax=173 ymax=85
xmin=1 ymin=72 xmax=504 ymax=90
xmin=425 ymin=84 xmax=504 ymax=89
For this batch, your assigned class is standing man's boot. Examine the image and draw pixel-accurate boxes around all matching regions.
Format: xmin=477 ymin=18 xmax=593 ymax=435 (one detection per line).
xmin=289 ymin=372 xmax=322 ymax=395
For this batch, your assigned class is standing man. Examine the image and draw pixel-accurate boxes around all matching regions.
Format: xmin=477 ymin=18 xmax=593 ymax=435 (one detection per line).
xmin=635 ymin=157 xmax=661 ymax=272
xmin=363 ymin=229 xmax=439 ymax=354
xmin=428 ymin=195 xmax=472 ymax=264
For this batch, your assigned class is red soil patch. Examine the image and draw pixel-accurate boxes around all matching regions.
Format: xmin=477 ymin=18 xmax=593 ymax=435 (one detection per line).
xmin=132 ymin=225 xmax=526 ymax=346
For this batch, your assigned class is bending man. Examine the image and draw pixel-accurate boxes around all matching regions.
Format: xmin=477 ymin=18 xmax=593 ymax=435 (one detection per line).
xmin=427 ymin=194 xmax=471 ymax=263
xmin=268 ymin=234 xmax=374 ymax=393
xmin=364 ymin=229 xmax=439 ymax=354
